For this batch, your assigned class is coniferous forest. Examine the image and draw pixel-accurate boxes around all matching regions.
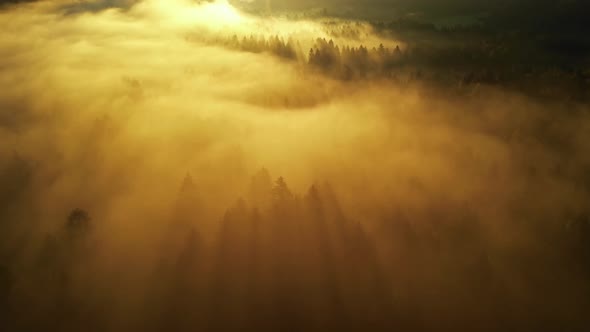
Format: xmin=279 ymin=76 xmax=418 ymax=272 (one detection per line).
xmin=2 ymin=165 xmax=589 ymax=331
xmin=1 ymin=1 xmax=589 ymax=331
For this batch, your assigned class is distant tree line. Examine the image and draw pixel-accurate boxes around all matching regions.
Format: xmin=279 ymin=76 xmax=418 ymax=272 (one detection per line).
xmin=203 ymin=28 xmax=590 ymax=101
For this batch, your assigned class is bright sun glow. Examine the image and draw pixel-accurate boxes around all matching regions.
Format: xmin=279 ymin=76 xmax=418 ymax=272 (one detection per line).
xmin=146 ymin=0 xmax=247 ymax=28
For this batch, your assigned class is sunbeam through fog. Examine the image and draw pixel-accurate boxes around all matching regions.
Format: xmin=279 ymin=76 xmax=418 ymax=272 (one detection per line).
xmin=0 ymin=1 xmax=589 ymax=331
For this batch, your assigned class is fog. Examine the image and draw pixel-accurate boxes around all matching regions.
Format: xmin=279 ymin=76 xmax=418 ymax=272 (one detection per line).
xmin=1 ymin=1 xmax=589 ymax=331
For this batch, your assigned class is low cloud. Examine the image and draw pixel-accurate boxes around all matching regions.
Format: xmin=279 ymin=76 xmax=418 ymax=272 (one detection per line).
xmin=0 ymin=1 xmax=589 ymax=330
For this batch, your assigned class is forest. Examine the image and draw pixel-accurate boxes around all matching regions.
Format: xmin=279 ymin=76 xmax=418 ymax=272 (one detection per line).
xmin=0 ymin=0 xmax=589 ymax=331
xmin=2 ymin=166 xmax=589 ymax=331
xmin=205 ymin=23 xmax=589 ymax=101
